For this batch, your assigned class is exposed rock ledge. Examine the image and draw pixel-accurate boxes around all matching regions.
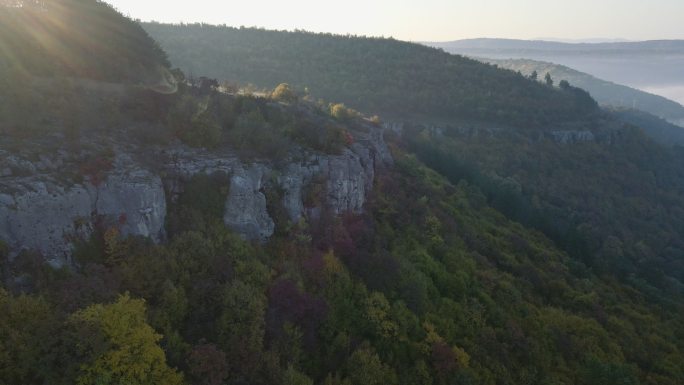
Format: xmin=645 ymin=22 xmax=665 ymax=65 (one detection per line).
xmin=0 ymin=167 xmax=166 ymax=267
xmin=0 ymin=127 xmax=391 ymax=265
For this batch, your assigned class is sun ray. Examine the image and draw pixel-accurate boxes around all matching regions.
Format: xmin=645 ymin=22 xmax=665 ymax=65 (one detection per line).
xmin=1 ymin=0 xmax=170 ymax=83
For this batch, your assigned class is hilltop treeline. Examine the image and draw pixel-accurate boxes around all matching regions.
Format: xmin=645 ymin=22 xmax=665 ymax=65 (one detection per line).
xmin=144 ymin=23 xmax=599 ymax=126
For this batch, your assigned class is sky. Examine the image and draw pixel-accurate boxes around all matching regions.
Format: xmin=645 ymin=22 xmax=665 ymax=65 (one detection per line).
xmin=104 ymin=0 xmax=684 ymax=42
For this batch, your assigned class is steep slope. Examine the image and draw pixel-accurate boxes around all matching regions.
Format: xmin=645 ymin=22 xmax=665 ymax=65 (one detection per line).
xmin=2 ymin=140 xmax=683 ymax=385
xmin=405 ymin=121 xmax=684 ymax=296
xmin=142 ymin=23 xmax=684 ymax=291
xmin=607 ymin=107 xmax=684 ymax=146
xmin=0 ymin=0 xmax=169 ymax=82
xmin=0 ymin=77 xmax=391 ymax=265
xmin=143 ymin=23 xmax=599 ymax=127
xmin=485 ymin=58 xmax=684 ymax=125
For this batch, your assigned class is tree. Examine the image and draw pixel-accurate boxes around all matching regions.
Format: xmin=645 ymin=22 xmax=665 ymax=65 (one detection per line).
xmin=199 ymin=77 xmax=219 ymax=93
xmin=330 ymin=103 xmax=359 ymax=121
xmin=545 ymin=72 xmax=554 ymax=87
xmin=0 ymin=289 xmax=63 ymax=384
xmin=347 ymin=346 xmax=398 ymax=385
xmin=187 ymin=113 xmax=222 ymax=148
xmin=188 ymin=344 xmax=229 ymax=385
xmin=216 ymin=280 xmax=267 ymax=379
xmin=70 ymin=294 xmax=183 ymax=385
xmin=271 ymin=83 xmax=298 ymax=103
xmin=578 ymin=358 xmax=639 ymax=385
xmin=283 ymin=365 xmax=314 ymax=385
xmin=365 ymin=292 xmax=398 ymax=339
xmin=0 ymin=240 xmax=8 ymax=281
xmin=559 ymin=80 xmax=571 ymax=90
xmin=529 ymin=70 xmax=538 ymax=81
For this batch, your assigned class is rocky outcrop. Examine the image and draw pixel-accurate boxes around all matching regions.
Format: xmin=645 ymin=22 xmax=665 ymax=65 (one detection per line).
xmin=167 ymin=125 xmax=391 ymax=238
xmin=95 ymin=169 xmax=166 ymax=243
xmin=223 ymin=164 xmax=274 ymax=241
xmin=278 ymin=127 xmax=391 ymax=223
xmin=0 ymin=164 xmax=165 ymax=267
xmin=0 ymin=126 xmax=391 ymax=262
xmin=549 ymin=130 xmax=596 ymax=144
xmin=163 ymin=150 xmax=275 ymax=241
xmin=0 ymin=183 xmax=92 ymax=266
xmin=277 ymin=149 xmax=367 ymax=223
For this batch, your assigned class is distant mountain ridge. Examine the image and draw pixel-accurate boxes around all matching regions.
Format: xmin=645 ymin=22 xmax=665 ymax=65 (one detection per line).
xmin=430 ymin=38 xmax=684 ymax=54
xmin=484 ymin=57 xmax=684 ymax=125
xmin=428 ymin=38 xmax=684 ymax=106
xmin=533 ymin=38 xmax=632 ymax=43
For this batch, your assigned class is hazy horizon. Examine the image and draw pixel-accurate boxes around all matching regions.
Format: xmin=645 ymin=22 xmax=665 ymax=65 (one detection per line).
xmin=105 ymin=0 xmax=684 ymax=42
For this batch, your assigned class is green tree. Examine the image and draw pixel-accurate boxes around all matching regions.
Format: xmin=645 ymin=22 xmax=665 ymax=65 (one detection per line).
xmin=578 ymin=358 xmax=639 ymax=385
xmin=283 ymin=365 xmax=314 ymax=385
xmin=559 ymin=79 xmax=571 ymax=90
xmin=365 ymin=292 xmax=399 ymax=339
xmin=181 ymin=113 xmax=222 ymax=148
xmin=529 ymin=70 xmax=538 ymax=81
xmin=545 ymin=72 xmax=554 ymax=87
xmin=347 ymin=346 xmax=398 ymax=385
xmin=0 ymin=289 xmax=62 ymax=384
xmin=216 ymin=280 xmax=267 ymax=379
xmin=71 ymin=294 xmax=183 ymax=385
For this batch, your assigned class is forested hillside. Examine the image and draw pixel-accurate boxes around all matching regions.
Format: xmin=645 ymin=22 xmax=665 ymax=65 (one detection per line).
xmin=144 ymin=22 xmax=684 ymax=297
xmin=0 ymin=0 xmax=169 ymax=82
xmin=485 ymin=58 xmax=684 ymax=125
xmin=407 ymin=123 xmax=684 ymax=296
xmin=143 ymin=23 xmax=599 ymax=127
xmin=3 ymin=145 xmax=683 ymax=385
xmin=1 ymin=5 xmax=684 ymax=385
xmin=607 ymin=107 xmax=684 ymax=146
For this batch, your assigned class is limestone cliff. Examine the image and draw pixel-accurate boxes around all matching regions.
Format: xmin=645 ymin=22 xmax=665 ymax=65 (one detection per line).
xmin=0 ymin=125 xmax=390 ymax=265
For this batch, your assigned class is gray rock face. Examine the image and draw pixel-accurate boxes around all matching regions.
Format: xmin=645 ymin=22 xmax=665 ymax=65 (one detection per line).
xmin=169 ymin=125 xmax=391 ymax=238
xmin=164 ymin=149 xmax=275 ymax=241
xmin=95 ymin=169 xmax=166 ymax=243
xmin=383 ymin=121 xmax=404 ymax=135
xmin=277 ymin=150 xmax=367 ymax=223
xmin=278 ymin=127 xmax=391 ymax=223
xmin=0 ymin=183 xmax=92 ymax=266
xmin=550 ymin=130 xmax=596 ymax=144
xmin=0 ymin=125 xmax=391 ymax=261
xmin=0 ymin=166 xmax=165 ymax=266
xmin=223 ymin=164 xmax=274 ymax=241
xmin=325 ymin=150 xmax=368 ymax=214
xmin=279 ymin=163 xmax=309 ymax=222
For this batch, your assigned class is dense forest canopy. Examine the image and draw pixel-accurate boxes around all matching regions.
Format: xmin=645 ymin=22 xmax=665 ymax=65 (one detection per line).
xmin=143 ymin=23 xmax=600 ymax=127
xmin=2 ymin=146 xmax=683 ymax=385
xmin=406 ymin=124 xmax=684 ymax=296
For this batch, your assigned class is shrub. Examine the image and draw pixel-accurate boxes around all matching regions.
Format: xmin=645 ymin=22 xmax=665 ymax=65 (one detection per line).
xmin=330 ymin=103 xmax=360 ymax=122
xmin=271 ymin=83 xmax=298 ymax=103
